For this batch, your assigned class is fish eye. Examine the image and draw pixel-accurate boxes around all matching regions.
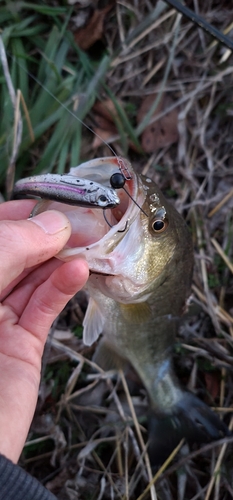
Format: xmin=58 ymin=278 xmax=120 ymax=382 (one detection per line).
xmin=98 ymin=195 xmax=108 ymax=206
xmin=151 ymin=218 xmax=168 ymax=233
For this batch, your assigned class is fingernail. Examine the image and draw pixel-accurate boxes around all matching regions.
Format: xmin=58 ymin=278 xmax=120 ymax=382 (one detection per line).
xmin=29 ymin=210 xmax=70 ymax=234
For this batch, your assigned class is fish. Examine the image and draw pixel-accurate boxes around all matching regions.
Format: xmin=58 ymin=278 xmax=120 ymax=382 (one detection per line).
xmin=19 ymin=156 xmax=230 ymax=463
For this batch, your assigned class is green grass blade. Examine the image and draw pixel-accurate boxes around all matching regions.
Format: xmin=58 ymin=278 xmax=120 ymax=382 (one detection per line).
xmin=11 ymin=38 xmax=29 ymax=103
xmin=57 ymin=141 xmax=69 ymax=174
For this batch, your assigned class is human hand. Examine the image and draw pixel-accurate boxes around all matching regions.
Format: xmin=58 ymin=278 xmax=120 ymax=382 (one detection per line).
xmin=0 ymin=200 xmax=89 ymax=462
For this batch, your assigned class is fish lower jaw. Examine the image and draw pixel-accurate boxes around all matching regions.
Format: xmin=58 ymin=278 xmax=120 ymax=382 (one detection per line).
xmin=89 ymin=270 xmax=113 ymax=277
xmin=88 ymin=274 xmax=153 ymax=304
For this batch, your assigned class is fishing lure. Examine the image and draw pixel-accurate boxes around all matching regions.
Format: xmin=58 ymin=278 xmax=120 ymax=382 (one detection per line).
xmin=14 ymin=173 xmax=120 ymax=209
xmin=14 ymin=158 xmax=147 ymax=232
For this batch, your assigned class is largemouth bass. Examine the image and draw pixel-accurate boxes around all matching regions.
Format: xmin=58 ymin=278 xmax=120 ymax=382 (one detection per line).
xmin=18 ymin=156 xmax=229 ymax=462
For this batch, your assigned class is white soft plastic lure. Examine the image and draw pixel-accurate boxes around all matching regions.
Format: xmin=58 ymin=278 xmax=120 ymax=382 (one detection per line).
xmin=14 ymin=172 xmax=120 ymax=209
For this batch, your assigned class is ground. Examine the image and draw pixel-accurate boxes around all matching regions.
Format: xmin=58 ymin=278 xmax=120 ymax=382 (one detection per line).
xmin=1 ymin=1 xmax=233 ymax=499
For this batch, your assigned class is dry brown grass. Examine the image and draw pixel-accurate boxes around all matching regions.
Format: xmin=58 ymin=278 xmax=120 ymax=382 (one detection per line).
xmin=7 ymin=1 xmax=233 ymax=498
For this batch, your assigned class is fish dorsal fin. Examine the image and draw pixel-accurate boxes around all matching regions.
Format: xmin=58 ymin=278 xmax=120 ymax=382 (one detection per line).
xmin=83 ymin=297 xmax=105 ymax=346
xmin=120 ymin=302 xmax=151 ymax=324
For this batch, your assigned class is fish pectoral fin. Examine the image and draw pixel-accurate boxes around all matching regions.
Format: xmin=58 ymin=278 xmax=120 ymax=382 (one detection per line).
xmin=83 ymin=297 xmax=105 ymax=346
xmin=148 ymin=391 xmax=231 ymax=466
xmin=120 ymin=302 xmax=151 ymax=324
xmin=93 ymin=339 xmax=126 ymax=372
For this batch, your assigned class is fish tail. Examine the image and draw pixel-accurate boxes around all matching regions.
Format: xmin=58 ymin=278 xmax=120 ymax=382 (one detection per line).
xmin=148 ymin=391 xmax=231 ymax=466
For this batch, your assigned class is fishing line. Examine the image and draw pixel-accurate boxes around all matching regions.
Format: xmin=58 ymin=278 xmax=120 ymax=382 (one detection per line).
xmin=103 ymin=209 xmax=129 ymax=232
xmin=110 ymin=172 xmax=149 ymax=218
xmin=5 ymin=48 xmax=149 ymax=220
xmin=102 ymin=171 xmax=149 ymax=232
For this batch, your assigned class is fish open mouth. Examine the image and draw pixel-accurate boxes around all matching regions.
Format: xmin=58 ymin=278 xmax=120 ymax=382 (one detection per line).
xmin=32 ymin=157 xmax=144 ymax=261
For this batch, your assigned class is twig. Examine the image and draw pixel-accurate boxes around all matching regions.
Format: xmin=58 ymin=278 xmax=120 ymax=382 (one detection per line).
xmin=136 ymin=439 xmax=185 ymax=500
xmin=164 ymin=0 xmax=233 ymax=51
xmin=204 ymin=416 xmax=233 ymax=500
xmin=136 ymin=11 xmax=182 ymax=136
xmin=208 ymin=188 xmax=233 ymax=217
xmin=120 ymin=370 xmax=157 ymax=500
xmin=211 ymin=238 xmax=233 ymax=275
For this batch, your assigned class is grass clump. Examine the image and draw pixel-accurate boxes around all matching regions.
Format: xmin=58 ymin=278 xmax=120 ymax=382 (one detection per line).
xmin=0 ymin=1 xmax=111 ymax=189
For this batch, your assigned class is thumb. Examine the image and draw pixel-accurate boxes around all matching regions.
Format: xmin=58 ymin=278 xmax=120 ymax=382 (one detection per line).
xmin=0 ymin=210 xmax=72 ymax=293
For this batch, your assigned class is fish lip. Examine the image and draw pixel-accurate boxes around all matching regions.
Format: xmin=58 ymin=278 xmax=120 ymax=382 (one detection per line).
xmin=89 ymin=270 xmax=113 ymax=276
xmin=14 ymin=173 xmax=120 ymax=209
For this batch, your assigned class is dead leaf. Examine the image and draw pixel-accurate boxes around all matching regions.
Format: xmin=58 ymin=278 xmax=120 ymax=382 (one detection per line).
xmin=137 ymin=94 xmax=179 ymax=153
xmin=78 ymin=440 xmax=100 ymax=460
xmin=93 ymin=114 xmax=117 ymax=133
xmin=74 ymin=4 xmax=113 ymax=50
xmin=92 ymin=128 xmax=117 ymax=149
xmin=91 ymin=99 xmax=120 ymax=149
xmin=93 ymin=98 xmax=120 ymax=122
xmin=46 ymin=467 xmax=70 ymax=493
xmin=204 ymin=371 xmax=220 ymax=400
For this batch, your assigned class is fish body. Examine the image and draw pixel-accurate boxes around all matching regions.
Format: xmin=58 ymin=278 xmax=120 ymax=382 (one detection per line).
xmin=19 ymin=157 xmax=229 ymax=461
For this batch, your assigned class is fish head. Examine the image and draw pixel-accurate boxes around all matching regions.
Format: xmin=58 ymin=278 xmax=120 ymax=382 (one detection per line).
xmin=32 ymin=157 xmax=193 ymax=306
